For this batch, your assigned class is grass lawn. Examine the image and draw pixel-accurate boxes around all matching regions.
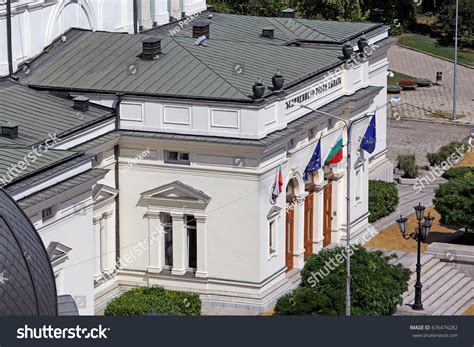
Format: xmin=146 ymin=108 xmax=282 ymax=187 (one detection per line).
xmin=455 ymin=149 xmax=474 ymax=167
xmin=398 ymin=34 xmax=474 ymax=67
xmin=364 ymin=208 xmax=457 ymax=253
xmin=464 ymin=305 xmax=474 ymax=315
xmin=387 ymin=71 xmax=417 ymax=85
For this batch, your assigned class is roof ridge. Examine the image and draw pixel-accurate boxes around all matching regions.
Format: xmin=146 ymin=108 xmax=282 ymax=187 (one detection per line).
xmin=293 ymin=18 xmax=340 ymax=43
xmin=170 ymin=37 xmax=250 ymax=99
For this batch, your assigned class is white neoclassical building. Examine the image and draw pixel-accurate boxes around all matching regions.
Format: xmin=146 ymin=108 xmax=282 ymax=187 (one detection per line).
xmin=2 ymin=7 xmax=395 ymax=314
xmin=0 ymin=0 xmax=207 ymax=76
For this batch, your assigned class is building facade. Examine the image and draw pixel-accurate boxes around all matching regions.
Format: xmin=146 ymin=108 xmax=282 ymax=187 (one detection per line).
xmin=2 ymin=7 xmax=395 ymax=314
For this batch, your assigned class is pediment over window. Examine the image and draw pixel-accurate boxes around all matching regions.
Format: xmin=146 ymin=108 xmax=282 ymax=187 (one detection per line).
xmin=93 ymin=184 xmax=119 ymax=205
xmin=47 ymin=242 xmax=72 ymax=267
xmin=141 ymin=181 xmax=211 ymax=209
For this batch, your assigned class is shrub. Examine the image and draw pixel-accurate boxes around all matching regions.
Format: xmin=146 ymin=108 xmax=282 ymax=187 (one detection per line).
xmin=105 ymin=286 xmax=201 ymax=316
xmin=397 ymin=154 xmax=419 ymax=178
xmin=275 ymin=246 xmax=411 ymax=316
xmin=434 ymin=173 xmax=474 ymax=233
xmin=368 ymin=180 xmax=399 ymax=223
xmin=442 ymin=167 xmax=474 ymax=180
xmin=427 ymin=141 xmax=467 ymax=166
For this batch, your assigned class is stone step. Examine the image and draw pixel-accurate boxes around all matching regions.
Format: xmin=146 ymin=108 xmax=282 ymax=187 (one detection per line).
xmin=409 ymin=256 xmax=440 ymax=283
xmin=431 ymin=281 xmax=473 ymax=315
xmin=404 ymin=261 xmax=449 ymax=299
xmin=404 ymin=267 xmax=459 ymax=304
xmin=455 ymin=299 xmax=474 ymax=316
xmin=443 ymin=287 xmax=474 ymax=316
xmin=424 ymin=274 xmax=470 ymax=309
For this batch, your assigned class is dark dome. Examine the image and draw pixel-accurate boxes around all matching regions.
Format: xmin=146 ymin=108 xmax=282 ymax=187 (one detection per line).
xmin=0 ymin=189 xmax=57 ymax=315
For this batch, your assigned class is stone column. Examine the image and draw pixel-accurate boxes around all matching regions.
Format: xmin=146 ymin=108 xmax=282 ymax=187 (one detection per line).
xmin=146 ymin=212 xmax=163 ymax=274
xmin=152 ymin=0 xmax=170 ymax=26
xmin=170 ymin=0 xmax=182 ymax=19
xmin=170 ymin=212 xmax=187 ymax=275
xmin=332 ymin=171 xmax=345 ymax=244
xmin=102 ymin=211 xmax=115 ymax=275
xmin=93 ymin=216 xmax=102 ymax=280
xmin=195 ymin=215 xmax=208 ymax=278
xmin=293 ymin=193 xmax=308 ymax=269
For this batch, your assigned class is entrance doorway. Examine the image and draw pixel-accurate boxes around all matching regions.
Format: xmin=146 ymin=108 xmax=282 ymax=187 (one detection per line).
xmin=304 ymin=193 xmax=314 ymax=259
xmin=323 ymin=180 xmax=333 ymax=248
xmin=285 ymin=208 xmax=294 ymax=271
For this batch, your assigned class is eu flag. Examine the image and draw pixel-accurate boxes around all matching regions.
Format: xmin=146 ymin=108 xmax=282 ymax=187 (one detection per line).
xmin=304 ymin=139 xmax=322 ymax=180
xmin=360 ymin=115 xmax=376 ymax=154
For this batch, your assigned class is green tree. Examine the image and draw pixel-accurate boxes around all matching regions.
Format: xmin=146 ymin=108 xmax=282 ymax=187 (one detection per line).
xmin=437 ymin=0 xmax=474 ymax=46
xmin=208 ymin=0 xmax=293 ymax=16
xmin=275 ymin=246 xmax=411 ymax=315
xmin=368 ymin=180 xmax=399 ymax=223
xmin=434 ymin=172 xmax=474 ymax=232
xmin=294 ymin=0 xmax=366 ymax=21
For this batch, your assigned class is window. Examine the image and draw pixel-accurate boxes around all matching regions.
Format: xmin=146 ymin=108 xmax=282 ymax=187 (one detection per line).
xmin=185 ymin=215 xmax=197 ymax=270
xmin=355 ymin=168 xmax=362 ymax=204
xmin=165 ymin=151 xmax=190 ymax=165
xmin=42 ymin=207 xmax=54 ymax=222
xmin=269 ymin=220 xmax=277 ymax=255
xmin=161 ymin=213 xmax=173 ymax=267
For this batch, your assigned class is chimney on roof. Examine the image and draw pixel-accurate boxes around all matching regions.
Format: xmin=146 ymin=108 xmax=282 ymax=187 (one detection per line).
xmin=1 ymin=122 xmax=19 ymax=140
xmin=261 ymin=27 xmax=275 ymax=39
xmin=193 ymin=21 xmax=210 ymax=39
xmin=142 ymin=36 xmax=162 ymax=60
xmin=281 ymin=8 xmax=296 ymax=18
xmin=73 ymin=96 xmax=90 ymax=112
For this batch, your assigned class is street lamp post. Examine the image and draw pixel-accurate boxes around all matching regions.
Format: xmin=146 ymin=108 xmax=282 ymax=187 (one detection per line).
xmin=396 ymin=203 xmax=435 ymax=310
xmin=295 ymin=96 xmax=401 ymax=316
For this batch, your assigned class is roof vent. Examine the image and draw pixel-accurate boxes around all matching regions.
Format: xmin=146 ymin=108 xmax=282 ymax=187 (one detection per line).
xmin=1 ymin=122 xmax=19 ymax=140
xmin=282 ymin=8 xmax=296 ymax=18
xmin=193 ymin=21 xmax=210 ymax=39
xmin=73 ymin=96 xmax=90 ymax=112
xmin=142 ymin=37 xmax=162 ymax=60
xmin=261 ymin=27 xmax=275 ymax=39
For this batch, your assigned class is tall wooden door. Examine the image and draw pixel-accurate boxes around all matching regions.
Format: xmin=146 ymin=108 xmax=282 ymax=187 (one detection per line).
xmin=304 ymin=193 xmax=314 ymax=259
xmin=285 ymin=209 xmax=294 ymax=271
xmin=323 ymin=181 xmax=333 ymax=248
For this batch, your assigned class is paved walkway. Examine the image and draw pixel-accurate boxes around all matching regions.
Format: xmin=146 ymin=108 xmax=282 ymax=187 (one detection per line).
xmin=387 ymin=45 xmax=474 ymax=123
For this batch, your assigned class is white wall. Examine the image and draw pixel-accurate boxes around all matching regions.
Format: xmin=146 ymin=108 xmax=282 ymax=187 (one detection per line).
xmin=26 ymin=190 xmax=95 ymax=315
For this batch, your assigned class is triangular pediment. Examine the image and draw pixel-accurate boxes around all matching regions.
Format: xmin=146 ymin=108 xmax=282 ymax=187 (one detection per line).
xmin=141 ymin=181 xmax=211 ymax=208
xmin=93 ymin=184 xmax=119 ymax=204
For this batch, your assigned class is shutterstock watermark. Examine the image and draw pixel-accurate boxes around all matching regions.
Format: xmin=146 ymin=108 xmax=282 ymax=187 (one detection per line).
xmin=414 ymin=140 xmax=472 ymax=193
xmin=168 ymin=13 xmax=200 ymax=36
xmin=17 ymin=325 xmax=110 ymax=340
xmin=307 ymin=226 xmax=379 ymax=287
xmin=0 ymin=134 xmax=59 ymax=187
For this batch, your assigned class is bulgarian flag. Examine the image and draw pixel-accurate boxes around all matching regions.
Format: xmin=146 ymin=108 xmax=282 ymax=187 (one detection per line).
xmin=272 ymin=164 xmax=284 ymax=199
xmin=325 ymin=133 xmax=344 ymax=165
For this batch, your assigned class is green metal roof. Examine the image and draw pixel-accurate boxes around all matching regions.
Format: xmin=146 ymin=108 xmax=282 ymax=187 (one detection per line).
xmin=25 ymin=30 xmax=344 ymax=101
xmin=147 ymin=12 xmax=385 ymax=44
xmin=0 ymin=148 xmax=79 ymax=186
xmin=0 ymin=80 xmax=114 ymax=147
xmin=17 ymin=169 xmax=108 ymax=209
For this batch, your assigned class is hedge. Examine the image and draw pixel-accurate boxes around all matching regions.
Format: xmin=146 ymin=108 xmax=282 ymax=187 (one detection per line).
xmin=434 ymin=173 xmax=474 ymax=233
xmin=442 ymin=167 xmax=474 ymax=180
xmin=427 ymin=141 xmax=467 ymax=167
xmin=275 ymin=246 xmax=411 ymax=316
xmin=368 ymin=180 xmax=399 ymax=223
xmin=105 ymin=286 xmax=201 ymax=316
xmin=396 ymin=154 xmax=419 ymax=178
